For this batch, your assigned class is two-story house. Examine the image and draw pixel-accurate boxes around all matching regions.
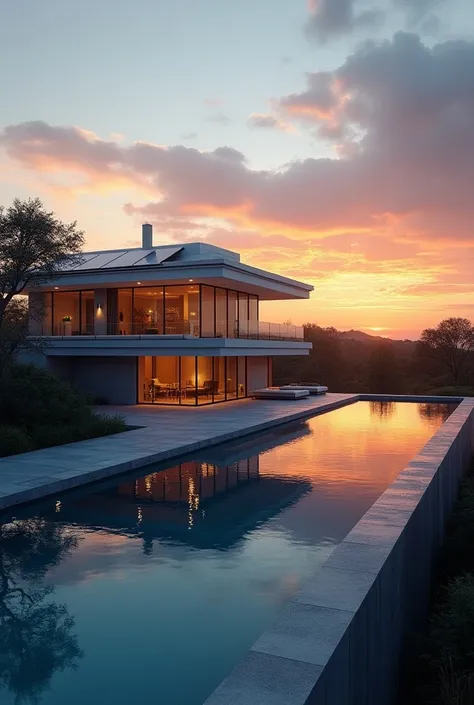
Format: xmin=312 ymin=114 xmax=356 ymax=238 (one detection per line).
xmin=26 ymin=224 xmax=312 ymax=405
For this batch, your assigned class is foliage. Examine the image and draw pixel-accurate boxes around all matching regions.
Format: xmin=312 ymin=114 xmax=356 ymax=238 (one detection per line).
xmin=401 ymin=471 xmax=474 ymax=704
xmin=0 ymin=198 xmax=84 ymax=313
xmin=419 ymin=318 xmax=474 ymax=386
xmin=368 ymin=341 xmax=402 ymax=394
xmin=273 ymin=319 xmax=474 ymax=395
xmin=0 ymin=363 xmax=92 ymax=429
xmin=0 ymin=364 xmax=127 ymax=456
xmin=0 ymin=425 xmax=34 ymax=457
xmin=428 ymin=387 xmax=474 ymax=398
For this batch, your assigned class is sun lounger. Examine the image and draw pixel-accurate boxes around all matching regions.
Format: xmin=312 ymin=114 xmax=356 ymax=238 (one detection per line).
xmin=280 ymin=384 xmax=328 ymax=395
xmin=251 ymin=387 xmax=310 ymax=400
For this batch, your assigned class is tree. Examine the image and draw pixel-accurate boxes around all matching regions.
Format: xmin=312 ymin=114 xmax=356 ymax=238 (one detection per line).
xmin=368 ymin=341 xmax=402 ymax=393
xmin=0 ymin=198 xmax=84 ymax=330
xmin=419 ymin=318 xmax=474 ymax=386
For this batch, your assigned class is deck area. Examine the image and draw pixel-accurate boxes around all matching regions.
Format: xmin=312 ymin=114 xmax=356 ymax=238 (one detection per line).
xmin=0 ymin=393 xmax=357 ymax=512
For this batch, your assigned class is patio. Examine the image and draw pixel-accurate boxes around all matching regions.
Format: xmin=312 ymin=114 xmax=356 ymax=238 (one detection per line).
xmin=0 ymin=393 xmax=356 ymax=512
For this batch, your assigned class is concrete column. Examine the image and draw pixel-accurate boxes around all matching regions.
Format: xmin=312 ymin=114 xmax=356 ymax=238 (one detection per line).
xmin=94 ymin=289 xmax=107 ymax=335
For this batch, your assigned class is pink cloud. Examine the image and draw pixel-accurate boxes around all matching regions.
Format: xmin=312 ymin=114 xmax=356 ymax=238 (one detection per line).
xmin=1 ymin=34 xmax=473 ymax=253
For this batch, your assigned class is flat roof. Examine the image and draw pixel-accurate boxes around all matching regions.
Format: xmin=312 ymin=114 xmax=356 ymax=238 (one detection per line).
xmin=29 ymin=241 xmax=313 ymax=300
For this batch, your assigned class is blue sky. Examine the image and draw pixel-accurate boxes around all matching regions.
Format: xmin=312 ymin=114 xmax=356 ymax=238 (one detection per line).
xmin=1 ymin=0 xmax=473 ymax=337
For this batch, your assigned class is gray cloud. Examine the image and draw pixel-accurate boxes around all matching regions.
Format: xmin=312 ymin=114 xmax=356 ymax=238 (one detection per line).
xmin=306 ymin=0 xmax=385 ymax=43
xmin=247 ymin=114 xmax=291 ymax=131
xmin=205 ymin=113 xmax=232 ymax=126
xmin=393 ymin=0 xmax=443 ymax=24
xmin=1 ymin=34 xmax=473 ymax=245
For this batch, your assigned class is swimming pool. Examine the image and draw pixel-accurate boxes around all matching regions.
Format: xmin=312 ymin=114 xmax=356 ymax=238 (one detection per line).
xmin=0 ymin=401 xmax=455 ymax=705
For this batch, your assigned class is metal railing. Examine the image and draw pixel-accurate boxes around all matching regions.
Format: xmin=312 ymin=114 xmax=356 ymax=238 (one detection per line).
xmin=37 ymin=319 xmax=305 ymax=342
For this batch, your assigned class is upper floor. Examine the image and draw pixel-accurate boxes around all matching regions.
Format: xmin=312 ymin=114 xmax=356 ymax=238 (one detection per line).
xmin=27 ymin=225 xmax=313 ymax=344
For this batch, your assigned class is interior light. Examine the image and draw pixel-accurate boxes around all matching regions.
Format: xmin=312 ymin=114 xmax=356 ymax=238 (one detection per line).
xmin=137 ymin=281 xmax=141 ymax=285
xmin=189 ymin=279 xmax=194 ymax=282
xmin=54 ymin=286 xmax=59 ymax=290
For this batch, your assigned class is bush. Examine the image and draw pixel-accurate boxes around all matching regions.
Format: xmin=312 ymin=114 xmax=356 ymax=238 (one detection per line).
xmin=0 ymin=425 xmax=34 ymax=457
xmin=0 ymin=364 xmax=127 ymax=455
xmin=0 ymin=363 xmax=93 ymax=429
xmin=427 ymin=387 xmax=474 ymax=397
xmin=29 ymin=415 xmax=126 ymax=449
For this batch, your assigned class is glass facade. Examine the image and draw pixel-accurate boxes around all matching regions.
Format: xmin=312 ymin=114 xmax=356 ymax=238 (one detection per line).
xmin=52 ymin=290 xmax=94 ymax=335
xmin=43 ymin=285 xmax=260 ymax=338
xmin=138 ymin=356 xmax=255 ymax=405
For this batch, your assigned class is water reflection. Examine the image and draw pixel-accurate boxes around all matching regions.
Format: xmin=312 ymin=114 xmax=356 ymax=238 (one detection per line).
xmin=418 ymin=403 xmax=454 ymax=424
xmin=370 ymin=401 xmax=395 ymax=419
xmin=0 ymin=402 xmax=458 ymax=705
xmin=47 ymin=423 xmax=313 ymax=551
xmin=0 ymin=520 xmax=82 ymax=704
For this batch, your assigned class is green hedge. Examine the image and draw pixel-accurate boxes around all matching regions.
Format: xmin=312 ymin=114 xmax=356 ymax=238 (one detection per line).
xmin=0 ymin=364 xmax=127 ymax=457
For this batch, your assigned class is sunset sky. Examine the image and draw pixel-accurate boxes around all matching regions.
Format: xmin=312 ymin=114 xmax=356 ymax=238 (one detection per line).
xmin=1 ymin=0 xmax=473 ymax=339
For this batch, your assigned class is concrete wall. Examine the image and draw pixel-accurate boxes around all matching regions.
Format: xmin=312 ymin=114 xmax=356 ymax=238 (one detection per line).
xmin=50 ymin=355 xmax=137 ymax=404
xmin=205 ymin=399 xmax=474 ymax=705
xmin=247 ymin=357 xmax=269 ymax=392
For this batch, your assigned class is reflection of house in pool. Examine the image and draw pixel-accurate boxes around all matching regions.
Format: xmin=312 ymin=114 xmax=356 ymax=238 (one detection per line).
xmin=52 ymin=424 xmax=312 ymax=551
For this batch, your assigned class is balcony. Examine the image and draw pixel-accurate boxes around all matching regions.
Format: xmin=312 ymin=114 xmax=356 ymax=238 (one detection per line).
xmin=44 ymin=320 xmax=305 ymax=341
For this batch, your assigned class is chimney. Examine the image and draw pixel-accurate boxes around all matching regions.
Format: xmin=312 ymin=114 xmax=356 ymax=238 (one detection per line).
xmin=142 ymin=223 xmax=153 ymax=249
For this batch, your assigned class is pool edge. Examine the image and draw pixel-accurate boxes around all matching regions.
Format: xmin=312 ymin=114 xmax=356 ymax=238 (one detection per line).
xmin=203 ymin=397 xmax=474 ymax=705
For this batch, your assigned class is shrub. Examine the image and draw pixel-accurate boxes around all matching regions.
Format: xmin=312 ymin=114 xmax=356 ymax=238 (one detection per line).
xmin=0 ymin=364 xmax=127 ymax=455
xmin=0 ymin=425 xmax=34 ymax=457
xmin=427 ymin=386 xmax=474 ymax=397
xmin=428 ymin=575 xmax=474 ymax=674
xmin=30 ymin=414 xmax=126 ymax=449
xmin=29 ymin=425 xmax=77 ymax=449
xmin=0 ymin=363 xmax=93 ymax=430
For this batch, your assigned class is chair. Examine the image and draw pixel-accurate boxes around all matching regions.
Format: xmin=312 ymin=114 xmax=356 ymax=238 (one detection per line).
xmin=197 ymin=380 xmax=215 ymax=397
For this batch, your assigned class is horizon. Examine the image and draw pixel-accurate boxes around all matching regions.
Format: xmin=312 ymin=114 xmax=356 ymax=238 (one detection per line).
xmin=1 ymin=0 xmax=473 ymax=340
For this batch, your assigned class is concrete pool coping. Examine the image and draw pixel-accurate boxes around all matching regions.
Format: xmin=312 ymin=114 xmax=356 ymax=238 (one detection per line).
xmin=203 ymin=396 xmax=474 ymax=705
xmin=0 ymin=393 xmax=463 ymax=516
xmin=0 ymin=393 xmax=469 ymax=704
xmin=0 ymin=393 xmax=361 ymax=512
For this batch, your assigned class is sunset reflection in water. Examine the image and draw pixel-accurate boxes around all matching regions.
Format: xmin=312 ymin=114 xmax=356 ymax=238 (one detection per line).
xmin=0 ymin=401 xmax=455 ymax=705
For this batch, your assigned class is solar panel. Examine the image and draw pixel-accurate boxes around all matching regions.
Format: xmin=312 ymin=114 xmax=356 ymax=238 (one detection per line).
xmin=66 ymin=252 xmax=103 ymax=270
xmin=71 ymin=250 xmax=129 ymax=271
xmin=58 ymin=246 xmax=183 ymax=272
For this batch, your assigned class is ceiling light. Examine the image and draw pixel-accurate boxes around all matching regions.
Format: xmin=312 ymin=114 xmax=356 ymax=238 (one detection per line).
xmin=137 ymin=282 xmax=141 ymax=285
xmin=54 ymin=286 xmax=59 ymax=290
xmin=189 ymin=279 xmax=194 ymax=282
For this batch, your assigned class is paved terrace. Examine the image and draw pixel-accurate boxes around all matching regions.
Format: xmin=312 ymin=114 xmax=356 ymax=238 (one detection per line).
xmin=0 ymin=393 xmax=357 ymax=512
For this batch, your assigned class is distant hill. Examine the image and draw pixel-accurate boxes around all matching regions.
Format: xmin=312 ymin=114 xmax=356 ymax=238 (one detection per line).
xmin=339 ymin=329 xmax=415 ymax=344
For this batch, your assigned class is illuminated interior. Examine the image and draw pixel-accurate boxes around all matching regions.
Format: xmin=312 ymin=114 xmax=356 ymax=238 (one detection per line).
xmin=138 ymin=356 xmax=248 ymax=405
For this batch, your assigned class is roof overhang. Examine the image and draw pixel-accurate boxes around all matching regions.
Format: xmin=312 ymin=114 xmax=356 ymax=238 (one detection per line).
xmin=27 ymin=259 xmax=313 ymax=300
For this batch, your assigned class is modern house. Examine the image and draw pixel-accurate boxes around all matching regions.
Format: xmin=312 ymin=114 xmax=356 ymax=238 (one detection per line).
xmin=26 ymin=224 xmax=312 ymax=405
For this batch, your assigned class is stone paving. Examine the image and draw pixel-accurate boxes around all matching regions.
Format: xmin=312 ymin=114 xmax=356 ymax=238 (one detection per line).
xmin=0 ymin=393 xmax=357 ymax=512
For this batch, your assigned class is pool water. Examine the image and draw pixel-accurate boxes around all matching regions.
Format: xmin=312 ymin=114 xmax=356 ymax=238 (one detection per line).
xmin=0 ymin=401 xmax=455 ymax=705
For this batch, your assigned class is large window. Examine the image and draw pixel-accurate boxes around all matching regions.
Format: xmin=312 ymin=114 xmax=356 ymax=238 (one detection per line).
xmin=138 ymin=356 xmax=248 ymax=405
xmin=238 ymin=293 xmax=249 ymax=338
xmin=134 ymin=287 xmax=164 ymax=334
xmin=48 ymin=285 xmax=258 ymax=339
xmin=215 ymin=288 xmax=227 ymax=337
xmin=164 ymin=285 xmax=199 ymax=335
xmin=227 ymin=291 xmax=238 ymax=338
xmin=201 ymin=285 xmax=215 ymax=337
xmin=52 ymin=291 xmax=94 ymax=335
xmin=249 ymin=296 xmax=258 ymax=339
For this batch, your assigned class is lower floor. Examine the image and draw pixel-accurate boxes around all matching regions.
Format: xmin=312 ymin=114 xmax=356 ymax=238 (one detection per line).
xmin=47 ymin=355 xmax=272 ymax=405
xmin=138 ymin=355 xmax=271 ymax=405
